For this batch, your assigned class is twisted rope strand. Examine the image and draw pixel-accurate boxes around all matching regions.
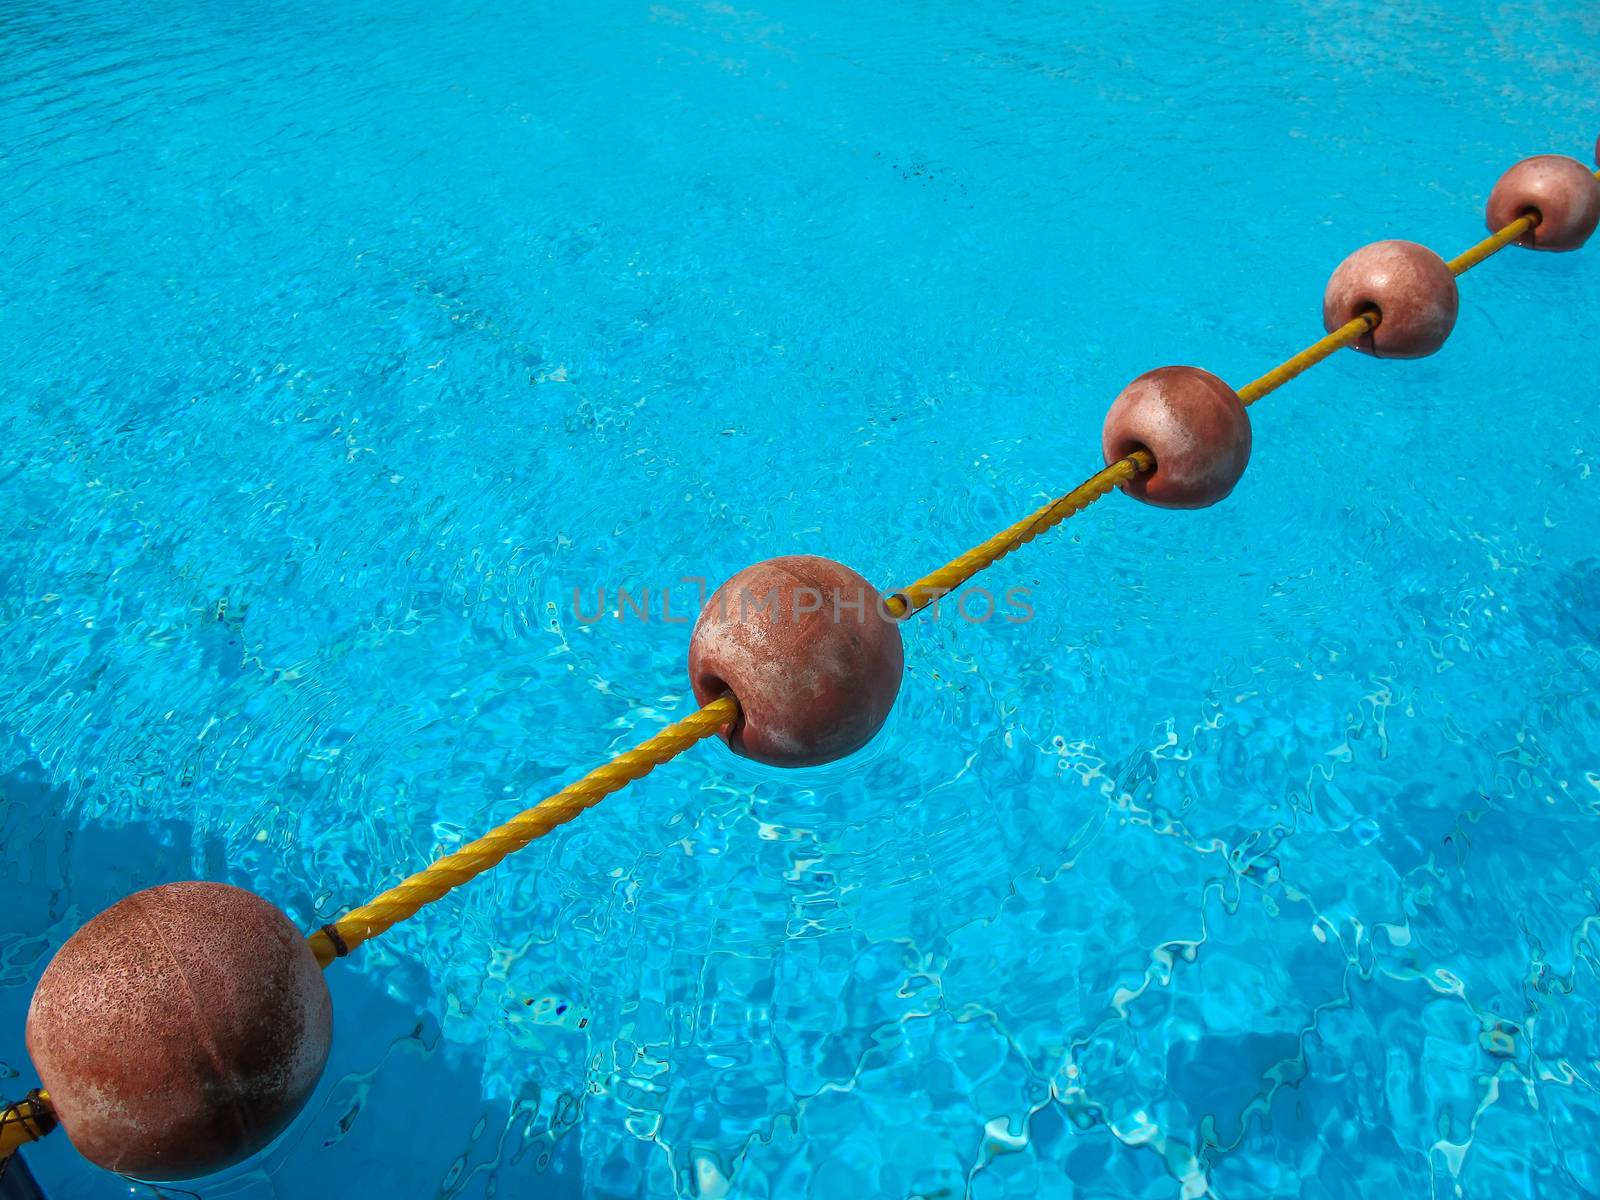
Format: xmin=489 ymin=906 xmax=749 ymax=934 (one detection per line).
xmin=884 ymin=453 xmax=1151 ymax=618
xmin=307 ymin=695 xmax=738 ymax=966
xmin=1448 ymin=211 xmax=1540 ymax=275
xmin=1238 ymin=312 xmax=1378 ymax=407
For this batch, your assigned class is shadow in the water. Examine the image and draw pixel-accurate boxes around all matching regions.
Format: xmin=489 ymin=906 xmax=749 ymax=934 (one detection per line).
xmin=2 ymin=1147 xmax=47 ymax=1200
xmin=0 ymin=760 xmax=586 ymax=1200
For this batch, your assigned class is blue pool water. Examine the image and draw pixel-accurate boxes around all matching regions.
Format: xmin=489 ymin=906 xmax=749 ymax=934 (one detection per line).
xmin=3 ymin=1 xmax=1600 ymax=1196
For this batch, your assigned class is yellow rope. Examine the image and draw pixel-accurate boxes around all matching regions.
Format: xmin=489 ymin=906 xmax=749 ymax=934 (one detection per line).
xmin=883 ymin=197 xmax=1572 ymax=611
xmin=307 ymin=695 xmax=738 ymax=966
xmin=1448 ymin=211 xmax=1540 ymax=275
xmin=1238 ymin=312 xmax=1378 ymax=407
xmin=879 ymin=312 xmax=1378 ymax=612
xmin=0 ymin=1091 xmax=54 ymax=1160
xmin=883 ymin=452 xmax=1151 ymax=618
xmin=302 ymin=169 xmax=1595 ymax=965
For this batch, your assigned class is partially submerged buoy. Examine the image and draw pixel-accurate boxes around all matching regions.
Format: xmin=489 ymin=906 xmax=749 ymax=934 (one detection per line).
xmin=689 ymin=555 xmax=904 ymax=767
xmin=26 ymin=881 xmax=332 ymax=1180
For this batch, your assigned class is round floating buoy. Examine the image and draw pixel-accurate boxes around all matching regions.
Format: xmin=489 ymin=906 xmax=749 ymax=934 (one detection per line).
xmin=26 ymin=882 xmax=332 ymax=1180
xmin=689 ymin=555 xmax=904 ymax=767
xmin=1322 ymin=240 xmax=1458 ymax=359
xmin=1486 ymin=154 xmax=1600 ymax=251
xmin=1102 ymin=366 xmax=1251 ymax=509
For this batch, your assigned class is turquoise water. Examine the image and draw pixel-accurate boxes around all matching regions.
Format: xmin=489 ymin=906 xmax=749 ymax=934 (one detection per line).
xmin=3 ymin=0 xmax=1600 ymax=1196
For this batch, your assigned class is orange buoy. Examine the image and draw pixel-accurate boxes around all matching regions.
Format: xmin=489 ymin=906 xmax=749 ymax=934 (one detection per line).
xmin=689 ymin=555 xmax=903 ymax=767
xmin=1102 ymin=366 xmax=1251 ymax=509
xmin=25 ymin=882 xmax=332 ymax=1180
xmin=1322 ymin=240 xmax=1458 ymax=359
xmin=1486 ymin=155 xmax=1600 ymax=251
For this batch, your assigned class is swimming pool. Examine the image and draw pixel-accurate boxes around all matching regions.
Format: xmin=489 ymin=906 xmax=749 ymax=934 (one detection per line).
xmin=3 ymin=0 xmax=1600 ymax=1195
